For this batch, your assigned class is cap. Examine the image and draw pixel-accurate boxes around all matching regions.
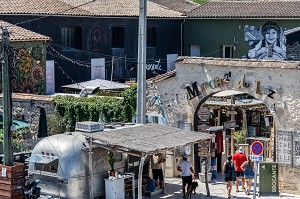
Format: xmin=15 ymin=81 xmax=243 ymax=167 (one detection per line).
xmin=183 ymin=154 xmax=188 ymax=158
xmin=238 ymin=147 xmax=244 ymax=153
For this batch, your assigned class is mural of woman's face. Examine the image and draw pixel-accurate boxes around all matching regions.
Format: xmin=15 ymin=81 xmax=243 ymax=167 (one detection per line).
xmin=265 ymin=28 xmax=278 ymax=44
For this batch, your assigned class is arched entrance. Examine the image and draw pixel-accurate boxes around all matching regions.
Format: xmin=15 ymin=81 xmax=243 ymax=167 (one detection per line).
xmin=193 ymin=90 xmax=273 ymax=176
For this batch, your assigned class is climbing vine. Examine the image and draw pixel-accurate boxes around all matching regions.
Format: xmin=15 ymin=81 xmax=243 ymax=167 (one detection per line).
xmin=52 ymin=85 xmax=137 ymax=131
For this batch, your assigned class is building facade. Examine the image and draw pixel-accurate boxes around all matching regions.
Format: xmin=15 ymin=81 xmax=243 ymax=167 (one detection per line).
xmin=147 ymin=57 xmax=300 ymax=193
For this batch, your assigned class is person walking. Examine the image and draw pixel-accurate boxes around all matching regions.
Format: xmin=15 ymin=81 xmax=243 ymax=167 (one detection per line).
xmin=241 ymin=156 xmax=255 ymax=195
xmin=151 ymin=153 xmax=165 ymax=190
xmin=222 ymin=155 xmax=235 ymax=199
xmin=177 ymin=154 xmax=195 ymax=199
xmin=232 ymin=147 xmax=247 ymax=192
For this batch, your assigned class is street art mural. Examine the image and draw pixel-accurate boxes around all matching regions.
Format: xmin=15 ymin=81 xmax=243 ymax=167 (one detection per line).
xmin=0 ymin=43 xmax=47 ymax=94
xmin=87 ymin=25 xmax=107 ymax=53
xmin=245 ymin=21 xmax=286 ymax=60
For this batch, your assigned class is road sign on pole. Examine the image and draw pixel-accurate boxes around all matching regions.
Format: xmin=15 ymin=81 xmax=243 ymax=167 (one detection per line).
xmin=252 ymin=141 xmax=263 ymax=155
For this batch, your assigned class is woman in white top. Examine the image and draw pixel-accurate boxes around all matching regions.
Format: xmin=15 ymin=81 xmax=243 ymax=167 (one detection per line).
xmin=177 ymin=154 xmax=195 ymax=199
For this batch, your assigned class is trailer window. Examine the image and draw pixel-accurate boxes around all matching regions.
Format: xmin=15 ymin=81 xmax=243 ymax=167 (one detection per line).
xmin=35 ymin=158 xmax=59 ymax=174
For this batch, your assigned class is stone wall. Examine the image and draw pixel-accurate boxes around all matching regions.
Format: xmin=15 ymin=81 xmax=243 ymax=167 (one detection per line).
xmin=279 ymin=166 xmax=300 ymax=194
xmin=147 ymin=57 xmax=300 ymax=194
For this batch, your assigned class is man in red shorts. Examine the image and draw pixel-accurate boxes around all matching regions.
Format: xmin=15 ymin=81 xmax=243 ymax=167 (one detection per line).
xmin=232 ymin=147 xmax=247 ymax=192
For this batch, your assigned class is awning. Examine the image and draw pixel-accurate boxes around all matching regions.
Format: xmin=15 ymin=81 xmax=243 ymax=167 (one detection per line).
xmin=83 ymin=123 xmax=213 ymax=199
xmin=83 ymin=123 xmax=213 ymax=155
xmin=62 ymin=78 xmax=130 ymax=90
xmin=26 ymin=154 xmax=58 ymax=164
xmin=213 ymin=90 xmax=244 ymax=97
xmin=205 ymin=98 xmax=265 ymax=107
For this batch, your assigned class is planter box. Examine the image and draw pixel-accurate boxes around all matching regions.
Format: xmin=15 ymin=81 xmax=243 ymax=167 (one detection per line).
xmin=0 ymin=163 xmax=24 ymax=198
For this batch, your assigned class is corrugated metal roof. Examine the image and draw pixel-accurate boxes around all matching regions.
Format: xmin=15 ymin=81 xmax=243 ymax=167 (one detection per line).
xmin=187 ymin=0 xmax=300 ymax=18
xmin=0 ymin=20 xmax=50 ymax=42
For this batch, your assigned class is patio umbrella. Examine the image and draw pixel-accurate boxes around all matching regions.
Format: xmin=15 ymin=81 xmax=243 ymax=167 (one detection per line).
xmin=37 ymin=107 xmax=48 ymax=138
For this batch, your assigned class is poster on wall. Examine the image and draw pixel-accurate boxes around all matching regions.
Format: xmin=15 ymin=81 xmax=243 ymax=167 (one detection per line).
xmin=244 ymin=21 xmax=286 ymax=60
xmin=46 ymin=60 xmax=55 ymax=94
xmin=91 ymin=58 xmax=105 ymax=80
xmin=167 ymin=54 xmax=178 ymax=72
xmin=293 ymin=131 xmax=300 ymax=168
xmin=276 ymin=130 xmax=292 ymax=166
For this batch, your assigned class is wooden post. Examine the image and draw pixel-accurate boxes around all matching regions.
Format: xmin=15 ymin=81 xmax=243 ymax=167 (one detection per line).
xmin=204 ymin=158 xmax=210 ymax=197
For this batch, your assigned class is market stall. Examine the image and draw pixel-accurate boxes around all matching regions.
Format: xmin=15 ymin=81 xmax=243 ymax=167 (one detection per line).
xmin=83 ymin=123 xmax=213 ymax=199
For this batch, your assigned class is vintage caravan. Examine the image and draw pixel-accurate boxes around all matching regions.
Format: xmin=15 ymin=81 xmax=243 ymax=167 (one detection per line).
xmin=27 ymin=122 xmax=126 ymax=198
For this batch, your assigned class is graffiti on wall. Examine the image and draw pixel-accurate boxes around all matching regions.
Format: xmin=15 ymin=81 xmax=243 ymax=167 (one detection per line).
xmin=0 ymin=44 xmax=46 ymax=94
xmin=245 ymin=21 xmax=286 ymax=60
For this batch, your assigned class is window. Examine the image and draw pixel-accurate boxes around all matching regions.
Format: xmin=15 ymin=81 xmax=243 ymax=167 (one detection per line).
xmin=29 ymin=154 xmax=59 ymax=174
xmin=112 ymin=27 xmax=125 ymax=48
xmin=190 ymin=45 xmax=200 ymax=56
xmin=147 ymin=27 xmax=157 ymax=47
xmin=223 ymin=45 xmax=234 ymax=58
xmin=61 ymin=27 xmax=82 ymax=49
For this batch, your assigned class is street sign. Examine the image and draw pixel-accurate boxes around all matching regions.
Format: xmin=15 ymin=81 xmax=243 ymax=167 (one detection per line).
xmin=226 ymin=111 xmax=237 ymax=115
xmin=259 ymin=162 xmax=279 ymax=196
xmin=250 ymin=155 xmax=263 ymax=161
xmin=252 ymin=141 xmax=263 ymax=155
xmin=223 ymin=120 xmax=236 ymax=129
xmin=198 ymin=108 xmax=210 ymax=121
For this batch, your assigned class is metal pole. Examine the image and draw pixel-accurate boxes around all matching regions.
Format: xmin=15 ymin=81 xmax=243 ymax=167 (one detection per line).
xmin=89 ymin=136 xmax=94 ymax=199
xmin=136 ymin=0 xmax=147 ymax=124
xmin=253 ymin=160 xmax=258 ymax=199
xmin=1 ymin=26 xmax=13 ymax=166
xmin=138 ymin=153 xmax=147 ymax=199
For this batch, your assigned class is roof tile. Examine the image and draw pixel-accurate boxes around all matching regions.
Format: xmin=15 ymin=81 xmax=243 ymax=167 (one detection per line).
xmin=0 ymin=20 xmax=50 ymax=42
xmin=0 ymin=0 xmax=184 ymax=18
xmin=187 ymin=0 xmax=300 ymax=18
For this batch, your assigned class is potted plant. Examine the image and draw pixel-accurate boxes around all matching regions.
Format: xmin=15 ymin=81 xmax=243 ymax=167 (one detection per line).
xmin=108 ymin=151 xmax=115 ymax=176
xmin=233 ymin=129 xmax=247 ymax=146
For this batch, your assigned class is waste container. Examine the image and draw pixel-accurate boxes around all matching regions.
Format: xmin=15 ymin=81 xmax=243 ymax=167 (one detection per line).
xmin=211 ymin=158 xmax=217 ymax=179
xmin=259 ymin=162 xmax=279 ymax=196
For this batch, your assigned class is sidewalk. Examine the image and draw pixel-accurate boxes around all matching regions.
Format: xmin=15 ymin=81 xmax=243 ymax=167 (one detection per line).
xmin=144 ymin=173 xmax=300 ymax=199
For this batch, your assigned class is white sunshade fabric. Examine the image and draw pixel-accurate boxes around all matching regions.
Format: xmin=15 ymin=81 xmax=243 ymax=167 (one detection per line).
xmin=213 ymin=90 xmax=245 ymax=97
xmin=26 ymin=154 xmax=58 ymax=164
xmin=61 ymin=78 xmax=130 ymax=90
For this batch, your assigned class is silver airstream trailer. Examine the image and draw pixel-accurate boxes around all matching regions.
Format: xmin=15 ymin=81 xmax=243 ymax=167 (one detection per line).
xmin=27 ymin=122 xmax=126 ymax=198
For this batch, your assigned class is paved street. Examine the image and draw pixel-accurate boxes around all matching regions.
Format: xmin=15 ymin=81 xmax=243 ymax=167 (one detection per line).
xmin=145 ymin=173 xmax=300 ymax=199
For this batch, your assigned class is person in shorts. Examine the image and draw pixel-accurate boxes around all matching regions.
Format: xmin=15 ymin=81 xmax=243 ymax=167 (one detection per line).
xmin=151 ymin=153 xmax=165 ymax=189
xmin=233 ymin=147 xmax=247 ymax=192
xmin=177 ymin=154 xmax=195 ymax=199
xmin=223 ymin=155 xmax=235 ymax=199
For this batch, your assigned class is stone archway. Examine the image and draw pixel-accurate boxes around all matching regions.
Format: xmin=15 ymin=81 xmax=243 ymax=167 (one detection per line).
xmin=147 ymin=57 xmax=300 ymax=193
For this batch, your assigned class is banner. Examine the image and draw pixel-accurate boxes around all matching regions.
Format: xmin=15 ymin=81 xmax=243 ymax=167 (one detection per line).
xmin=46 ymin=60 xmax=55 ymax=94
xmin=91 ymin=58 xmax=105 ymax=80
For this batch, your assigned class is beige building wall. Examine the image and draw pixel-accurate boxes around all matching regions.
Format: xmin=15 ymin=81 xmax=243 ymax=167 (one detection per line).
xmin=147 ymin=57 xmax=300 ymax=194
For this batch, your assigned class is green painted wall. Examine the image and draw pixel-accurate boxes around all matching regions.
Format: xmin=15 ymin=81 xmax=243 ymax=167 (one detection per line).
xmin=184 ymin=19 xmax=300 ymax=58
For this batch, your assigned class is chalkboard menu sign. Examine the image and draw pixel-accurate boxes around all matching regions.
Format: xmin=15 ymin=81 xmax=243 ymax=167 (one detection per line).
xmin=259 ymin=162 xmax=279 ymax=196
xmin=276 ymin=130 xmax=292 ymax=166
